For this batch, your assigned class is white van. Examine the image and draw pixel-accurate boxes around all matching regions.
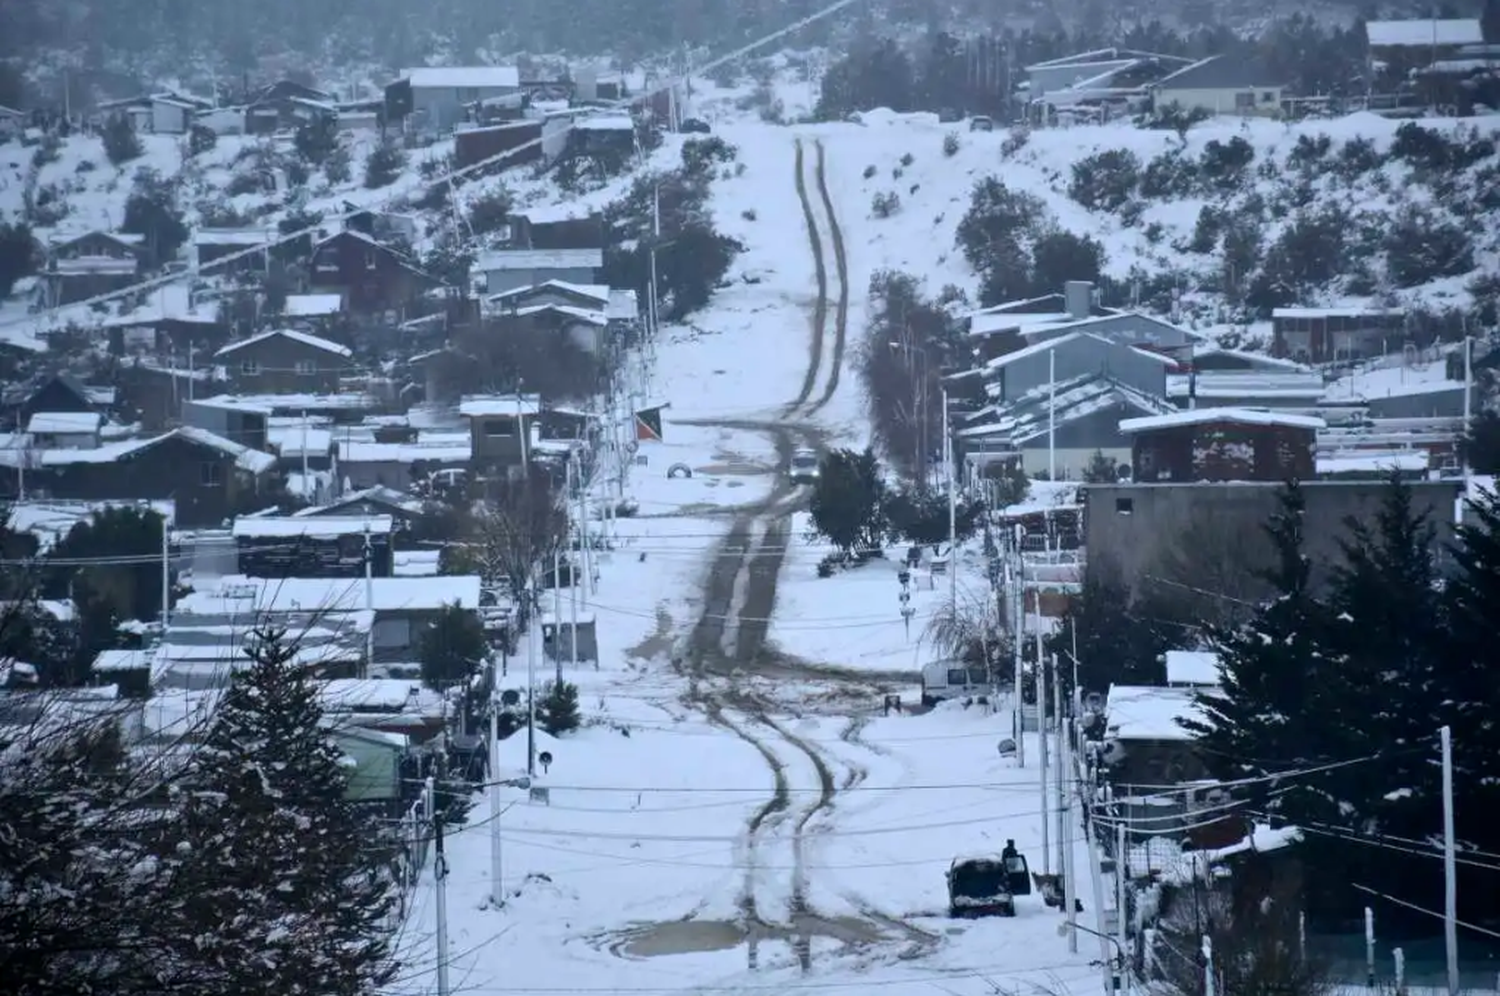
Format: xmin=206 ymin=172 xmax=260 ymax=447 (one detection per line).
xmin=921 ymin=659 xmax=993 ymax=706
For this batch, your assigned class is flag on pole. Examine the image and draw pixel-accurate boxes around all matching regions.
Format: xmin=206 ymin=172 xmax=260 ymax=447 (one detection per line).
xmin=635 ymin=406 xmax=666 ymax=442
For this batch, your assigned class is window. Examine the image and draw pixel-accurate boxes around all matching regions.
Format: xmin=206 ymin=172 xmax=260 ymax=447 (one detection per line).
xmin=364 ymin=250 xmax=377 ymax=271
xmin=240 ymin=359 xmax=259 ymax=375
xmin=1115 ymin=497 xmax=1133 ymax=514
xmin=484 ymin=419 xmax=513 ymax=438
xmin=295 ymin=359 xmax=317 ymax=375
xmin=200 ymin=462 xmax=223 ymax=486
xmin=1261 ymin=91 xmax=1276 ymax=104
xmin=946 ymin=669 xmax=968 ymax=687
xmin=1234 ymin=91 xmax=1255 ymax=110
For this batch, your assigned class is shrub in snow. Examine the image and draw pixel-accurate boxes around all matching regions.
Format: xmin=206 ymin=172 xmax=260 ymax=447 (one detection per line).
xmin=324 ymin=144 xmax=352 ymax=185
xmin=1286 ymin=133 xmax=1332 ymax=173
xmin=1384 ymin=207 xmax=1475 ymax=288
xmin=293 ymin=115 xmax=339 ymax=166
xmin=681 ymin=135 xmax=738 ymax=176
xmin=741 ymin=208 xmax=757 ymax=221
xmin=899 ymin=151 xmax=914 ymax=167
xmin=1198 ymin=136 xmax=1255 ymax=190
xmin=942 ymin=132 xmax=960 ymax=157
xmin=807 ymin=447 xmax=887 ymax=555
xmin=538 ymin=679 xmax=582 ymax=735
xmin=0 ymin=220 xmax=36 ymax=297
xmin=187 ymin=123 xmax=217 ymax=157
xmin=1248 ymin=207 xmax=1350 ymax=309
xmin=363 ymin=142 xmax=406 ymax=189
xmin=1139 ymin=150 xmax=1199 ymax=199
xmin=467 ymin=187 xmax=513 ymax=235
xmin=871 ymin=190 xmax=901 ymax=218
xmin=1137 ymin=101 xmax=1209 ymax=140
xmin=1067 ymin=148 xmax=1140 ymax=212
xmin=102 ymin=113 xmax=143 ymax=166
xmin=198 ymin=199 xmax=255 ymax=228
xmin=1031 ymin=230 xmax=1105 ymax=293
xmin=1000 ymin=126 xmax=1030 ymax=159
xmin=1189 ymin=206 xmax=1224 ymax=254
xmin=30 ymin=133 xmax=62 ymax=168
xmin=223 ymin=170 xmax=265 ymax=198
xmin=75 ymin=159 xmax=96 ymax=173
xmin=1334 ymin=136 xmax=1383 ymax=181
xmin=121 ymin=169 xmax=188 ymax=269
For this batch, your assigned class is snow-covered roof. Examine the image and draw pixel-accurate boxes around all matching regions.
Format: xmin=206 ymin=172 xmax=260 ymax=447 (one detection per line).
xmin=459 ymin=395 xmax=543 ymax=417
xmin=513 ymin=303 xmax=607 ymax=325
xmin=491 ymin=279 xmax=610 ymax=303
xmin=215 ymin=328 xmax=353 ymax=359
xmin=475 ymin=248 xmax=604 ymax=272
xmin=969 ymin=310 xmax=1074 ymax=337
xmin=267 ymin=425 xmax=334 ymax=456
xmin=293 ymin=485 xmax=425 ymax=517
xmin=93 ymin=648 xmax=154 ymax=672
xmin=577 ymin=115 xmax=634 ymax=131
xmin=1366 ymin=18 xmax=1482 ymax=48
xmin=1189 ymin=344 xmax=1310 ymax=371
xmin=606 ymin=288 xmax=639 ymax=322
xmin=1166 ymin=372 xmax=1327 ymax=400
xmin=1164 ymin=650 xmax=1220 ymax=687
xmin=1272 ymin=307 xmax=1398 ymax=319
xmin=319 ymin=678 xmax=436 ymax=712
xmin=182 ymin=574 xmax=482 ymax=613
xmin=283 ymin=293 xmax=344 ymax=317
xmin=193 ymin=393 xmax=375 ymax=412
xmin=1105 ymin=684 xmax=1220 ymax=741
xmin=982 ymin=332 xmax=1095 ymax=372
xmin=393 ymin=550 xmax=442 ymax=576
xmin=27 ymin=411 xmax=102 ymax=434
xmin=403 ymin=66 xmax=520 ymax=89
xmin=0 ymin=427 xmax=275 ymax=474
xmin=1118 ymin=408 xmax=1326 ymax=434
xmin=193 ymin=228 xmax=275 ymax=247
xmin=231 ymin=515 xmax=394 ymax=539
xmin=52 ymin=257 xmax=137 ymax=275
xmin=338 ymin=441 xmax=472 ymax=464
xmin=518 ymin=204 xmax=593 ymax=224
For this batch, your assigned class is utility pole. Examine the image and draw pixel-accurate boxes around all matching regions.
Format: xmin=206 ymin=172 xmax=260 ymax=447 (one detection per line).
xmin=1012 ymin=526 xmax=1025 ymax=769
xmin=526 ymin=582 xmax=537 ymax=778
xmin=1054 ymin=654 xmax=1067 ymax=886
xmin=300 ymin=410 xmax=310 ymax=484
xmin=943 ymin=387 xmax=957 ymax=611
xmin=1202 ymin=936 xmax=1214 ymax=996
xmin=567 ymin=454 xmax=580 ymax=672
xmin=489 ymin=682 xmax=504 ymax=908
xmin=648 ymin=185 xmax=662 ymax=338
xmin=1441 ymin=724 xmax=1458 ymax=996
xmin=160 ymin=519 xmax=171 ymax=633
xmin=1117 ymin=820 xmax=1129 ymax=971
xmin=434 ymin=808 xmax=451 ymax=996
xmin=363 ymin=517 xmax=375 ymax=673
xmin=1039 ymin=636 xmax=1050 ymax=877
xmin=1048 ymin=345 xmax=1057 ymax=481
xmin=1062 ymin=697 xmax=1077 ymax=951
xmin=551 ymin=549 xmax=562 ymax=684
xmin=1462 ymin=336 xmax=1473 ymax=492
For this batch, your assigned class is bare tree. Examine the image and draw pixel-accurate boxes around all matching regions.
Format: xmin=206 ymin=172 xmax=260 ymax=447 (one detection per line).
xmin=467 ymin=466 xmax=569 ymax=614
xmin=924 ymin=585 xmax=1006 ymax=672
xmin=1147 ymin=861 xmax=1331 ymax=996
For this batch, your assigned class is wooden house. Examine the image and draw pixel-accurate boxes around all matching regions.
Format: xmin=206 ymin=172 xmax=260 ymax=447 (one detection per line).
xmin=192 ymin=228 xmax=274 ymax=274
xmin=474 ymin=248 xmax=602 ymax=296
xmin=215 ymin=328 xmax=354 ymax=395
xmin=385 ymin=66 xmax=521 ymax=133
xmin=0 ymin=427 xmax=276 ymax=528
xmin=309 ymin=230 xmax=436 ymax=317
xmin=39 ymin=231 xmax=143 ymax=307
xmin=458 ymin=394 xmax=540 ymax=476
xmin=1271 ymin=307 xmax=1407 ymax=364
xmin=1118 ymin=408 xmax=1324 ymax=484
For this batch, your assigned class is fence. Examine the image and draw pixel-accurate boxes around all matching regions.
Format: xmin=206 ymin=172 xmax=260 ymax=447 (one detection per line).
xmin=390 ymin=776 xmax=435 ymax=925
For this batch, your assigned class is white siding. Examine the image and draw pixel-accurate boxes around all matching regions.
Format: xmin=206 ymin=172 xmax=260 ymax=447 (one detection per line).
xmin=1155 ymin=86 xmax=1283 ymax=116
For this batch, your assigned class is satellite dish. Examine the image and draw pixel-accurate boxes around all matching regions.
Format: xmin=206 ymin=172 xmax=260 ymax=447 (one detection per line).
xmin=500 ymin=689 xmax=520 ymax=706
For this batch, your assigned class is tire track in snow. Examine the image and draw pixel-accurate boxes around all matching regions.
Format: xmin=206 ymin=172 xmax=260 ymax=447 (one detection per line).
xmin=786 ymin=136 xmax=828 ymax=416
xmin=805 ymin=138 xmax=849 ymax=417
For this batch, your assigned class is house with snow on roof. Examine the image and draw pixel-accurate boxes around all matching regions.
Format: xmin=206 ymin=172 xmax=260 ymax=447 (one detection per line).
xmin=1022 ymin=47 xmax=1195 ymax=123
xmin=386 ymin=65 xmax=521 ymax=133
xmin=309 ymin=229 xmax=438 ymax=317
xmin=1271 ymin=306 xmax=1406 ymax=364
xmin=192 ymin=226 xmax=276 ymax=274
xmin=232 ymin=513 xmax=395 ymax=579
xmin=1149 ymin=53 xmax=1289 ymax=117
xmin=216 ymin=328 xmax=355 ymax=394
xmin=0 ymin=426 xmax=276 ymax=527
xmin=37 ymin=230 xmax=144 ymax=308
xmin=484 ymin=279 xmax=639 ymax=353
xmin=475 ymin=247 xmax=604 ymax=296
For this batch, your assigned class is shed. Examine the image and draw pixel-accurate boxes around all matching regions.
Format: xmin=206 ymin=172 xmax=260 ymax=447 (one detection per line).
xmin=1119 ymin=408 xmax=1325 ymax=483
xmin=330 ymin=725 xmax=409 ymax=804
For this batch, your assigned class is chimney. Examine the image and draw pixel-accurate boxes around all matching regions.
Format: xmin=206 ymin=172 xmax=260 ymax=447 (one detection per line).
xmin=1064 ymin=280 xmax=1093 ymax=321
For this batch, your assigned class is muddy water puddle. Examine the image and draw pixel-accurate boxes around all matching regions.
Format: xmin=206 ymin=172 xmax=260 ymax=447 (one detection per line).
xmin=608 ymin=915 xmax=887 ymax=959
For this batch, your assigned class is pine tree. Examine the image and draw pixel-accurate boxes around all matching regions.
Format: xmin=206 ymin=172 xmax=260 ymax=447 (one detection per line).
xmin=1181 ymin=481 xmax=1342 ymax=820
xmin=173 ymin=626 xmax=398 ymax=995
xmin=1442 ymin=485 xmax=1500 ymax=856
xmin=539 ymin=679 xmax=581 ymax=735
xmin=1322 ymin=473 xmax=1447 ymax=839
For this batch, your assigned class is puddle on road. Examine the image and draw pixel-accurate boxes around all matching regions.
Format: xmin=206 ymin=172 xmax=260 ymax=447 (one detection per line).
xmin=609 ymin=915 xmax=887 ymax=959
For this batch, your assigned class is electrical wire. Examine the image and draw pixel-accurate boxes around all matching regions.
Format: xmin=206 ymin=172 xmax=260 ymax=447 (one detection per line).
xmin=2 ymin=0 xmax=870 ymax=335
xmin=1279 ymin=822 xmax=1500 ymax=874
xmin=1351 ymin=883 xmax=1500 ymax=941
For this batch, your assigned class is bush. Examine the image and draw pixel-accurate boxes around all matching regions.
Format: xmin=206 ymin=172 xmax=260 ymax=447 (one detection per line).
xmin=1000 ymin=126 xmax=1030 ymax=158
xmin=363 ymin=143 xmax=406 ymax=189
xmin=1067 ymin=149 xmax=1140 ymax=212
xmin=899 ymin=151 xmax=914 ymax=167
xmin=1384 ymin=208 xmax=1475 ymax=288
xmin=1199 ymin=136 xmax=1255 ymax=189
xmin=324 ymin=145 xmax=352 ymax=185
xmin=1334 ymin=136 xmax=1383 ymax=180
xmin=1138 ymin=101 xmax=1209 ymax=139
xmin=1286 ymin=133 xmax=1332 ymax=172
xmin=942 ymin=132 xmax=960 ymax=157
xmin=75 ymin=159 xmax=96 ymax=173
xmin=101 ymin=114 xmax=143 ymax=166
xmin=293 ymin=116 xmax=340 ymax=166
xmin=1248 ymin=207 xmax=1349 ymax=310
xmin=1189 ymin=206 xmax=1224 ymax=253
xmin=1139 ymin=150 xmax=1199 ymax=199
xmin=1031 ymin=230 xmax=1105 ymax=294
xmin=537 ymin=680 xmax=581 ymax=735
xmin=681 ymin=136 xmax=738 ymax=176
xmin=0 ymin=220 xmax=37 ymax=297
xmin=187 ymin=124 xmax=217 ymax=157
xmin=871 ymin=190 xmax=901 ymax=218
xmin=862 ymin=164 xmax=877 ymax=179
xmin=955 ymin=176 xmax=1048 ymax=274
xmin=30 ymin=133 xmax=62 ymax=168
xmin=467 ymin=188 xmax=513 ymax=235
xmin=741 ymin=208 xmax=757 ymax=221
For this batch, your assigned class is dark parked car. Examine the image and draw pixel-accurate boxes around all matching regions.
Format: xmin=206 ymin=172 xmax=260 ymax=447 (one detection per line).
xmin=680 ymin=118 xmax=711 ymax=134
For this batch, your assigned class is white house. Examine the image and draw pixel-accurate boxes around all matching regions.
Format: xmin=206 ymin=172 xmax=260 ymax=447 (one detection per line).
xmin=1152 ymin=55 xmax=1288 ymax=117
xmin=388 ymin=66 xmax=521 ymax=132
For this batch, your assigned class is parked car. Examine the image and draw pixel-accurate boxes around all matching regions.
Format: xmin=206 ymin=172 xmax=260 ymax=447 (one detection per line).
xmin=921 ymin=659 xmax=991 ymax=706
xmin=969 ymin=115 xmax=995 ymax=132
xmin=789 ymin=448 xmax=820 ymax=484
xmin=947 ymin=855 xmax=1016 ymax=917
xmin=680 ymin=118 xmax=711 ymax=133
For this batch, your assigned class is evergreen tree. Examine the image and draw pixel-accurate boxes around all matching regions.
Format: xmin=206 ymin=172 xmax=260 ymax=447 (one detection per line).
xmin=538 ymin=679 xmax=581 ymax=735
xmin=1442 ymin=485 xmax=1500 ymax=856
xmin=1181 ymin=481 xmax=1342 ymax=820
xmin=174 ymin=626 xmax=398 ymax=995
xmin=808 ymin=448 xmax=888 ymax=556
xmin=1049 ymin=556 xmax=1170 ymax=692
xmin=418 ymin=602 xmax=489 ymax=694
xmin=1322 ymin=473 xmax=1448 ymax=840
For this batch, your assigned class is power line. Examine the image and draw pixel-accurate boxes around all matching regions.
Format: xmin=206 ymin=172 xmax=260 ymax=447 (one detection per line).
xmin=1351 ymin=882 xmax=1500 ymax=941
xmin=1284 ymin=822 xmax=1500 ymax=874
xmin=3 ymin=0 xmax=870 ymax=335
